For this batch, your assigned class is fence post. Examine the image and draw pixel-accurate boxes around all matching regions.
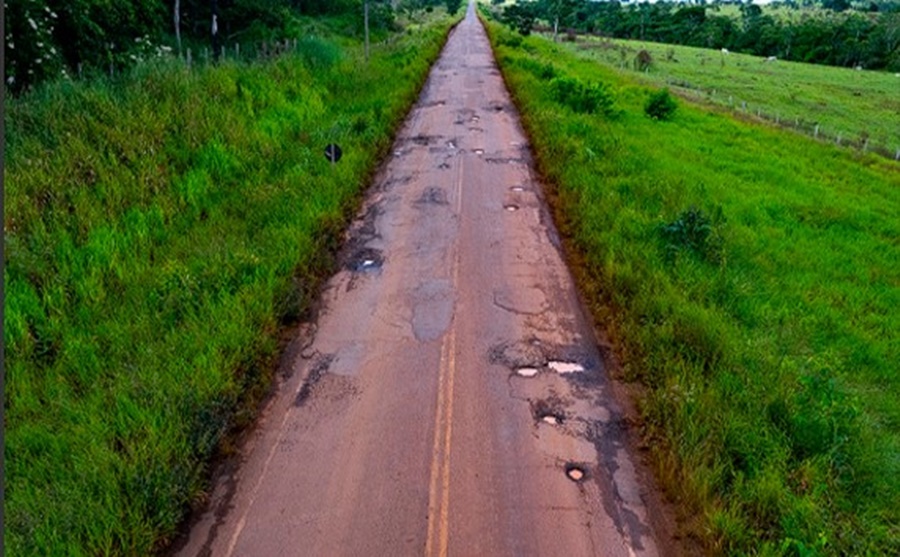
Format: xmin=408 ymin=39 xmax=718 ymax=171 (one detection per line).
xmin=236 ymin=43 xmax=240 ymax=58
xmin=814 ymin=124 xmax=819 ymax=138
xmin=895 ymin=148 xmax=899 ymax=161
xmin=187 ymin=48 xmax=192 ymax=68
xmin=863 ymin=138 xmax=869 ymax=152
xmin=836 ymin=133 xmax=841 ymax=145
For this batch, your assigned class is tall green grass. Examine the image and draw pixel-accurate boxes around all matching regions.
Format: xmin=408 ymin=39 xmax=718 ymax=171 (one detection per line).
xmin=484 ymin=18 xmax=899 ymax=556
xmin=3 ymin=13 xmax=457 ymax=555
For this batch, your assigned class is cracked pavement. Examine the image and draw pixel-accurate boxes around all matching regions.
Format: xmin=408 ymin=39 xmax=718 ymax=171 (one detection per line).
xmin=172 ymin=5 xmax=667 ymax=557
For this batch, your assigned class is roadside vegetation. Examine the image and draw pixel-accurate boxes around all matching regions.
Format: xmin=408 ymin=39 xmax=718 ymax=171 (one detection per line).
xmin=483 ymin=11 xmax=899 ymax=555
xmin=3 ymin=8 xmax=458 ymax=555
xmin=568 ymin=36 xmax=900 ymax=156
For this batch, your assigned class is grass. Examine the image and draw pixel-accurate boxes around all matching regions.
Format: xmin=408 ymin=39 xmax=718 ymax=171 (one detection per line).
xmin=3 ymin=11 xmax=458 ymax=555
xmin=483 ymin=14 xmax=899 ymax=556
xmin=565 ymin=36 xmax=900 ymax=155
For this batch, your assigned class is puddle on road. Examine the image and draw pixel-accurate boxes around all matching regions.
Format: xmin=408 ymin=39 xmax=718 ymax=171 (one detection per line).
xmin=510 ymin=186 xmax=525 ymax=193
xmin=504 ymin=204 xmax=519 ymax=212
xmin=548 ymin=361 xmax=584 ymax=374
xmin=474 ymin=149 xmax=484 ymax=156
xmin=516 ymin=367 xmax=539 ymax=378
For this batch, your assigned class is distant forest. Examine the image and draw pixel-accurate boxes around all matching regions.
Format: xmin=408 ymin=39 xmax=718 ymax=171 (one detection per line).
xmin=499 ymin=0 xmax=900 ymax=71
xmin=4 ymin=0 xmax=461 ymax=91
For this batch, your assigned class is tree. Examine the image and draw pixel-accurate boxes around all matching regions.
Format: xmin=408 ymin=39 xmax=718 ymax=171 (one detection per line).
xmin=502 ymin=2 xmax=538 ymax=36
xmin=446 ymin=0 xmax=463 ymax=16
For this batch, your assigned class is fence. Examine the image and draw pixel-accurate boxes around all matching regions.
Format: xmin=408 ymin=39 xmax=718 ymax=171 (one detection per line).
xmin=662 ymin=78 xmax=900 ymax=162
xmin=565 ymin=35 xmax=900 ymax=163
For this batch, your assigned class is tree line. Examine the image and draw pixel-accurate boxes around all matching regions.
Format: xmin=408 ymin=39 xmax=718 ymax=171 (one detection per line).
xmin=4 ymin=0 xmax=463 ymax=92
xmin=498 ymin=0 xmax=900 ymax=71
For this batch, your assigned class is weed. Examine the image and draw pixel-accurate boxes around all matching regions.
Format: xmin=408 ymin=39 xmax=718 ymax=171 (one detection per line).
xmin=661 ymin=205 xmax=722 ymax=263
xmin=645 ymin=88 xmax=678 ymax=121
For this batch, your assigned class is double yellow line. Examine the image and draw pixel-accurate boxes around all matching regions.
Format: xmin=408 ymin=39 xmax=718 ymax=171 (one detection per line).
xmin=425 ymin=156 xmax=465 ymax=557
xmin=424 ymin=326 xmax=457 ymax=557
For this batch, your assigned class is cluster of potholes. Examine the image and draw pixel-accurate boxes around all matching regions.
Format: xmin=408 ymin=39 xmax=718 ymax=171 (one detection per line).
xmin=489 ymin=338 xmax=598 ymax=484
xmin=504 ymin=185 xmax=528 ymax=212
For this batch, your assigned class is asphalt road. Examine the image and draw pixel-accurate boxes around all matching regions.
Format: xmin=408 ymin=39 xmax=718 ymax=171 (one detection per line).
xmin=174 ymin=5 xmax=665 ymax=556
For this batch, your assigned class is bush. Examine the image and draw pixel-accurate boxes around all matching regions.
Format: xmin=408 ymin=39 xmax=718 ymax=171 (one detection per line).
xmin=644 ymin=88 xmax=678 ymax=121
xmin=550 ymin=76 xmax=616 ymax=116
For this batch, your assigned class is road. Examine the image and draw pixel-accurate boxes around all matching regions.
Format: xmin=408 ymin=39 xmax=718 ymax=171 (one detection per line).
xmin=173 ymin=5 xmax=667 ymax=556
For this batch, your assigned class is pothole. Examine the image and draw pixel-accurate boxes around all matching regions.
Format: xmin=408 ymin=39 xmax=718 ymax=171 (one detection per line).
xmin=416 ymin=187 xmax=449 ymax=206
xmin=516 ymin=367 xmax=539 ymax=378
xmin=504 ymin=204 xmax=519 ymax=212
xmin=548 ymin=361 xmax=584 ymax=374
xmin=346 ymin=248 xmax=384 ymax=273
xmin=531 ymin=398 xmax=566 ymax=425
xmin=565 ymin=463 xmax=587 ymax=482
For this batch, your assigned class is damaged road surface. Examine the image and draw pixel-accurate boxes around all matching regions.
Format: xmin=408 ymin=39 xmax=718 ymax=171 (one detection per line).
xmin=174 ymin=5 xmax=667 ymax=557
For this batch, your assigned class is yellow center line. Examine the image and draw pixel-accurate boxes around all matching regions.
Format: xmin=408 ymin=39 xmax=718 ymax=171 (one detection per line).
xmin=425 ymin=336 xmax=448 ymax=557
xmin=425 ymin=156 xmax=465 ymax=557
xmin=438 ymin=325 xmax=457 ymax=557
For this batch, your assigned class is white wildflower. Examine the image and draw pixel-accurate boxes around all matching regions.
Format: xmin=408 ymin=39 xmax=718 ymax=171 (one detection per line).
xmin=50 ymin=47 xmax=56 ymax=54
xmin=50 ymin=11 xmax=58 ymax=19
xmin=28 ymin=17 xmax=37 ymax=30
xmin=7 ymin=76 xmax=14 ymax=85
xmin=37 ymin=42 xmax=43 ymax=48
xmin=8 ymin=42 xmax=13 ymax=50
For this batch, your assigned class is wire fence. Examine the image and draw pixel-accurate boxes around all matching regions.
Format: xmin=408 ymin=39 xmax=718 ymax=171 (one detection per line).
xmin=662 ymin=78 xmax=900 ymax=162
xmin=74 ymin=37 xmax=320 ymax=82
xmin=565 ymin=35 xmax=900 ymax=163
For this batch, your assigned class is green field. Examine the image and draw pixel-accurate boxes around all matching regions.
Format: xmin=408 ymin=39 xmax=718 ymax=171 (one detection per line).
xmin=3 ymin=12 xmax=457 ymax=555
xmin=566 ymin=36 xmax=900 ymax=155
xmin=484 ymin=13 xmax=899 ymax=556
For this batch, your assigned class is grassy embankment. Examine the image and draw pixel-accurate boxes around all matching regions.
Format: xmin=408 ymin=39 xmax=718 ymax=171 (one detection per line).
xmin=3 ymin=12 xmax=458 ymax=555
xmin=483 ymin=16 xmax=899 ymax=556
xmin=566 ymin=36 xmax=900 ymax=156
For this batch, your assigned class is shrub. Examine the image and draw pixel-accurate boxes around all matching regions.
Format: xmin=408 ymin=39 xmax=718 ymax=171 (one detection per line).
xmin=550 ymin=76 xmax=616 ymax=116
xmin=645 ymin=88 xmax=678 ymax=121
